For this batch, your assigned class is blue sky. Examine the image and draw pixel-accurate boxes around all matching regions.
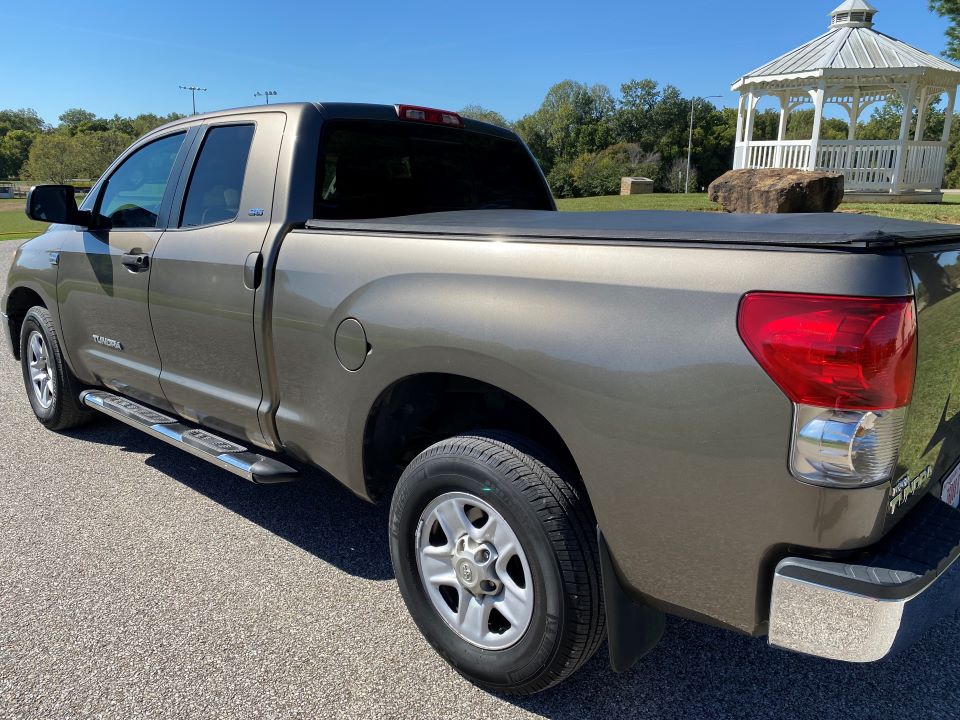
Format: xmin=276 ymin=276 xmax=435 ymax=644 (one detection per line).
xmin=3 ymin=0 xmax=955 ymax=124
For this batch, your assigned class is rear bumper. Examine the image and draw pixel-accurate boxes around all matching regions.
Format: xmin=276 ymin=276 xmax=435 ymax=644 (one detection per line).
xmin=769 ymin=495 xmax=960 ymax=661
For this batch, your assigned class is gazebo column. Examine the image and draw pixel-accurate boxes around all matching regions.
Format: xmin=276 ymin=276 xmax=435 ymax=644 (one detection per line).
xmin=742 ymin=92 xmax=758 ymax=168
xmin=774 ymin=94 xmax=790 ymax=167
xmin=848 ymin=90 xmax=861 ymax=141
xmin=891 ymin=80 xmax=918 ymax=193
xmin=914 ymin=87 xmax=929 ymax=142
xmin=935 ymin=86 xmax=957 ymax=190
xmin=807 ymin=82 xmax=826 ymax=171
xmin=734 ymin=94 xmax=746 ymax=168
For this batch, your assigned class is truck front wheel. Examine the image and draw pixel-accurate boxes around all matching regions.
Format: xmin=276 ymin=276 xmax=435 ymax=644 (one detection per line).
xmin=19 ymin=306 xmax=92 ymax=431
xmin=389 ymin=433 xmax=605 ymax=695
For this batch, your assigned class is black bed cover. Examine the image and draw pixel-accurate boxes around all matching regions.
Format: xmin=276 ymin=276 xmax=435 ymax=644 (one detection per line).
xmin=303 ymin=209 xmax=960 ymax=248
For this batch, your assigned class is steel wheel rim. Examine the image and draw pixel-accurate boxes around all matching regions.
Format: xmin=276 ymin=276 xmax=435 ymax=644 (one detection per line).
xmin=27 ymin=330 xmax=55 ymax=410
xmin=415 ymin=491 xmax=534 ymax=650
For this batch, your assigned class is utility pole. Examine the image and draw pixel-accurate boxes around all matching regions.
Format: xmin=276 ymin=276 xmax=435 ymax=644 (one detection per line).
xmin=179 ymin=85 xmax=207 ymax=115
xmin=686 ymin=94 xmax=723 ymax=193
xmin=254 ymin=90 xmax=278 ymax=104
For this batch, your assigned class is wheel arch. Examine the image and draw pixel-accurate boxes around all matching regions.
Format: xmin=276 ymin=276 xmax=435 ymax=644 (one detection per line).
xmin=361 ymin=372 xmax=585 ymax=504
xmin=4 ymin=285 xmax=47 ymax=361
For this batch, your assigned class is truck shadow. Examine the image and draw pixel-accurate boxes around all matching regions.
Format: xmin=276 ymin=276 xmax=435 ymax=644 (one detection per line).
xmin=67 ymin=419 xmax=394 ymax=581
xmin=67 ymin=419 xmax=960 ymax=719
xmin=516 ymin=611 xmax=960 ymax=720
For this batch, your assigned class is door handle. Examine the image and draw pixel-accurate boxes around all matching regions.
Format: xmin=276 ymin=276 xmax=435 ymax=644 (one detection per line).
xmin=243 ymin=252 xmax=263 ymax=290
xmin=121 ymin=251 xmax=150 ymax=273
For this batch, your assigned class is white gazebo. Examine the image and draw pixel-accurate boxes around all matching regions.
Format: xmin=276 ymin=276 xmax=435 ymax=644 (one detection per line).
xmin=732 ymin=0 xmax=960 ymax=202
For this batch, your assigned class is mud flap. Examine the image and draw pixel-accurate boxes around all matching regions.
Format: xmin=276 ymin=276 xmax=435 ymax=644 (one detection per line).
xmin=598 ymin=528 xmax=666 ymax=673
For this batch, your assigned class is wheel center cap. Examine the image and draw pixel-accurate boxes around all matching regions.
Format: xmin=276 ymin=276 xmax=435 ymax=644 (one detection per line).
xmin=451 ymin=536 xmax=500 ymax=595
xmin=457 ymin=560 xmax=476 ymax=584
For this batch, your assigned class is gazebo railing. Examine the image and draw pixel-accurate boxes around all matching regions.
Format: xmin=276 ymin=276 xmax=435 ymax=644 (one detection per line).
xmin=741 ymin=139 xmax=946 ymax=192
xmin=745 ymin=141 xmax=810 ymax=170
xmin=902 ymin=141 xmax=945 ymax=190
xmin=818 ymin=140 xmax=899 ymax=191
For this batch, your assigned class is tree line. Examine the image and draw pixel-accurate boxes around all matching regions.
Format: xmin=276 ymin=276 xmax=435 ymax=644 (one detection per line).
xmin=0 ymin=108 xmax=184 ymax=185
xmin=4 ymin=78 xmax=960 ymax=196
xmin=463 ymin=80 xmax=960 ymax=196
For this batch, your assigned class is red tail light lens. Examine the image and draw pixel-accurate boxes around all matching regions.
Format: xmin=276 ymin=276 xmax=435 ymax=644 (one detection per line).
xmin=396 ymin=105 xmax=464 ymax=127
xmin=737 ymin=292 xmax=917 ymax=411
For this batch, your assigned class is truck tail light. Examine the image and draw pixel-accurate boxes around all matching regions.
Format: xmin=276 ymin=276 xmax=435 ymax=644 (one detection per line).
xmin=738 ymin=292 xmax=917 ymax=488
xmin=396 ymin=105 xmax=464 ymax=128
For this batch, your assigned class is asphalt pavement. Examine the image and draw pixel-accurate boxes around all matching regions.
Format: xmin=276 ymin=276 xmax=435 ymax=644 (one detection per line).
xmin=1 ymin=238 xmax=959 ymax=719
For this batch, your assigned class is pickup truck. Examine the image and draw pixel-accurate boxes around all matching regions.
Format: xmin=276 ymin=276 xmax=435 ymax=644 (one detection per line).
xmin=5 ymin=102 xmax=960 ymax=695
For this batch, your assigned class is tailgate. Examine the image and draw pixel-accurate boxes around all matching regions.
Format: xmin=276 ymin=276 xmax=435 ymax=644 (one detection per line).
xmin=896 ymin=245 xmax=960 ymax=523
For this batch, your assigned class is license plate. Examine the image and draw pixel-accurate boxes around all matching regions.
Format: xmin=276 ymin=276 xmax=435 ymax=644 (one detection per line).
xmin=942 ymin=463 xmax=960 ymax=509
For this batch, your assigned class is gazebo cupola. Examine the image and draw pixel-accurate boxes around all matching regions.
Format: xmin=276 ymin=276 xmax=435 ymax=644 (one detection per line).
xmin=732 ymin=0 xmax=960 ymax=202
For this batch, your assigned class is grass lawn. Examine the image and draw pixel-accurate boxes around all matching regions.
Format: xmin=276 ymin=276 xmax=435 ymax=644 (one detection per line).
xmin=557 ymin=192 xmax=960 ymax=225
xmin=5 ymin=193 xmax=960 ymax=241
xmin=0 ymin=198 xmax=49 ymax=240
xmin=557 ymin=193 xmax=722 ymax=213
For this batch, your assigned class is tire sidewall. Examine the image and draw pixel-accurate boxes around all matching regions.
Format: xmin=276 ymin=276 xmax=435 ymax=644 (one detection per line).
xmin=20 ymin=310 xmax=63 ymax=426
xmin=390 ymin=449 xmax=567 ymax=690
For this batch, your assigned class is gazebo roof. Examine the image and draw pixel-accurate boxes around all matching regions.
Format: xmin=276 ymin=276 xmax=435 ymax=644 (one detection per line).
xmin=732 ymin=1 xmax=960 ymax=91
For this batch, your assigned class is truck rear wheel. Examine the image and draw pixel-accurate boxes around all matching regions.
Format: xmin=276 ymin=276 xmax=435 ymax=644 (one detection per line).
xmin=19 ymin=306 xmax=92 ymax=431
xmin=389 ymin=433 xmax=605 ymax=695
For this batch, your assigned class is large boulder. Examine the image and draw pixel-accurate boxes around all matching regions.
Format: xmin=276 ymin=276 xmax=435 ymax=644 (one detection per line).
xmin=708 ymin=169 xmax=844 ymax=213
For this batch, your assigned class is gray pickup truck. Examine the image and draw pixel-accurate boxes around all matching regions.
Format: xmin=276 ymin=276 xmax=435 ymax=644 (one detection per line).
xmin=5 ymin=102 xmax=960 ymax=695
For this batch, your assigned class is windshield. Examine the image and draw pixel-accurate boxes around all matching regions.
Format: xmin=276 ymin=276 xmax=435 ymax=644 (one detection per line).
xmin=314 ymin=120 xmax=553 ymax=219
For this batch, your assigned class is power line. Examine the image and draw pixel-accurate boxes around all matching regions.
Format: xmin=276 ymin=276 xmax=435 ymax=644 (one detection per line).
xmin=178 ymin=85 xmax=208 ymax=115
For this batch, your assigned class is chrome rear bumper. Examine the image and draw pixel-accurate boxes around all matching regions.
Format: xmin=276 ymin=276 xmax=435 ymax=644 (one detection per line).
xmin=769 ymin=496 xmax=960 ymax=662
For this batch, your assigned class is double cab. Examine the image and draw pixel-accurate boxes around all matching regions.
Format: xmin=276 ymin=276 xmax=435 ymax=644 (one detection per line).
xmin=5 ymin=102 xmax=960 ymax=694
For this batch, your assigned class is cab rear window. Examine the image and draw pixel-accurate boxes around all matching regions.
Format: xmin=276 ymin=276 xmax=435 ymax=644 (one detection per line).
xmin=314 ymin=120 xmax=552 ymax=219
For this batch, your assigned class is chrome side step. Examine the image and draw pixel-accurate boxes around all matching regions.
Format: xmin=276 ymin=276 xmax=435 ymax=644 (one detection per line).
xmin=80 ymin=390 xmax=299 ymax=484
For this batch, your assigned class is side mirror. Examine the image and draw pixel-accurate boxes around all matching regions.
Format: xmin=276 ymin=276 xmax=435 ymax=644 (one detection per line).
xmin=25 ymin=185 xmax=91 ymax=227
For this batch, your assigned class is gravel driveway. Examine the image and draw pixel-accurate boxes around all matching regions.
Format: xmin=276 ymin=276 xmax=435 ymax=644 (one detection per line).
xmin=1 ymin=238 xmax=958 ymax=719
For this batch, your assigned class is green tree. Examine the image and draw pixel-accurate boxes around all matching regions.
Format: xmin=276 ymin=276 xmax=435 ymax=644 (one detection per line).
xmin=23 ymin=134 xmax=79 ymax=183
xmin=931 ymin=0 xmax=960 ymax=61
xmin=458 ymin=105 xmax=511 ymax=128
xmin=58 ymin=108 xmax=98 ymax=132
xmin=72 ymin=130 xmax=135 ymax=178
xmin=569 ymin=143 xmax=660 ymax=197
xmin=858 ymin=95 xmax=945 ymax=140
xmin=0 ymin=130 xmax=36 ymax=178
xmin=614 ymin=79 xmax=660 ymax=143
xmin=513 ymin=80 xmax=616 ymax=174
xmin=0 ymin=108 xmax=46 ymax=135
xmin=129 ymin=112 xmax=184 ymax=136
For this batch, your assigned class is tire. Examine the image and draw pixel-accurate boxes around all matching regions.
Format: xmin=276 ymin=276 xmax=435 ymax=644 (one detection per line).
xmin=19 ymin=306 xmax=93 ymax=431
xmin=389 ymin=433 xmax=605 ymax=695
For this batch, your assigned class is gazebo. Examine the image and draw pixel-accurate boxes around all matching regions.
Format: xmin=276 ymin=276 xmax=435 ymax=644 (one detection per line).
xmin=731 ymin=0 xmax=960 ymax=202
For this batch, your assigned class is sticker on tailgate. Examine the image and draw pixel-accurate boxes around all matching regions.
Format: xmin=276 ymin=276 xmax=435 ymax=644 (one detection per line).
xmin=942 ymin=463 xmax=960 ymax=509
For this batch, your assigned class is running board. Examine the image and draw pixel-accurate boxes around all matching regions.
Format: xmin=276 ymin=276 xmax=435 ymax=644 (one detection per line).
xmin=80 ymin=390 xmax=300 ymax=484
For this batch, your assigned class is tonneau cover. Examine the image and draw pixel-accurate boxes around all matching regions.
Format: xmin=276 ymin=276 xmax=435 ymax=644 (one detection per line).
xmin=304 ymin=209 xmax=960 ymax=247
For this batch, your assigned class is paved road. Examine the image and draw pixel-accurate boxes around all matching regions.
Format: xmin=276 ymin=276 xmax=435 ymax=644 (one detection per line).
xmin=1 ymin=238 xmax=959 ymax=719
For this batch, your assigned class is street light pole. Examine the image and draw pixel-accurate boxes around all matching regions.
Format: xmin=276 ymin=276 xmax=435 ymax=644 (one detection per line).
xmin=179 ymin=85 xmax=207 ymax=115
xmin=254 ymin=90 xmax=278 ymax=104
xmin=686 ymin=94 xmax=723 ymax=193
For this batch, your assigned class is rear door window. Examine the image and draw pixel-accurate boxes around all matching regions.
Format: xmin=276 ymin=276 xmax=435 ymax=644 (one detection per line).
xmin=180 ymin=124 xmax=255 ymax=227
xmin=315 ymin=121 xmax=552 ymax=219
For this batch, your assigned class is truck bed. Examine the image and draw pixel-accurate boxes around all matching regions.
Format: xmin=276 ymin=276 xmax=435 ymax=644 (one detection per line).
xmin=304 ymin=209 xmax=960 ymax=247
